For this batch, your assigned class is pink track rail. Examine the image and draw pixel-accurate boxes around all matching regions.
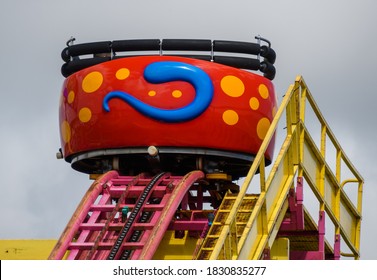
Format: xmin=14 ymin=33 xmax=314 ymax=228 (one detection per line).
xmin=138 ymin=171 xmax=204 ymax=259
xmin=49 ymin=170 xmax=205 ymax=260
xmin=49 ymin=171 xmax=119 ymax=260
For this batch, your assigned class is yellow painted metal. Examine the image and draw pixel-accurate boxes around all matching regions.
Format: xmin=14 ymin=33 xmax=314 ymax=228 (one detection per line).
xmin=152 ymin=231 xmax=199 ymax=260
xmin=206 ymin=173 xmax=232 ymax=181
xmin=0 ymin=240 xmax=57 ymax=260
xmin=195 ymin=192 xmax=258 ymax=260
xmin=270 ymin=238 xmax=290 ymax=260
xmin=195 ymin=76 xmax=363 ymax=260
xmin=297 ymin=75 xmax=363 ymax=258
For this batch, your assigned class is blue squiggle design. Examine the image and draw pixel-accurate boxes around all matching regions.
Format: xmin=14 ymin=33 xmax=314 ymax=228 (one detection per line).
xmin=102 ymin=61 xmax=214 ymax=122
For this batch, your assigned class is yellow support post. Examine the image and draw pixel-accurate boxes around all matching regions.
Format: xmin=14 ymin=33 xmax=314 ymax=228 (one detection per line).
xmin=218 ymin=76 xmax=362 ymax=260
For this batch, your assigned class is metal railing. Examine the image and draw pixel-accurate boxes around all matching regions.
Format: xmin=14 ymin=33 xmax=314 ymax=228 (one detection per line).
xmin=208 ymin=76 xmax=363 ymax=260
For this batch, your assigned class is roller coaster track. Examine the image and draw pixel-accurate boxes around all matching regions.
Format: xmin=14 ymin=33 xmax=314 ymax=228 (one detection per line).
xmin=49 ymin=171 xmax=205 ymax=260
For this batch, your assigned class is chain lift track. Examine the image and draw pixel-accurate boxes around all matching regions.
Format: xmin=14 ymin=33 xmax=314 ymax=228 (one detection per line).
xmin=49 ymin=170 xmax=230 ymax=260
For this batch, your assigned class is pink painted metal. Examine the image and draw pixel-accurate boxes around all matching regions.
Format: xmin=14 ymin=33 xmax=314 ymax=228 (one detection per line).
xmin=334 ymin=234 xmax=341 ymax=260
xmin=138 ymin=170 xmax=205 ymax=260
xmin=277 ymin=178 xmax=336 ymax=260
xmin=49 ymin=170 xmax=207 ymax=260
xmin=49 ymin=170 xmax=119 ymax=260
xmin=110 ymin=172 xmax=174 ymax=260
xmin=295 ymin=177 xmax=304 ymax=229
xmin=290 ymin=251 xmax=323 ymax=260
xmin=317 ymin=210 xmax=326 ymax=260
xmin=86 ymin=173 xmax=146 ymax=260
xmin=280 ymin=177 xmax=304 ymax=231
xmin=68 ymin=192 xmax=112 ymax=259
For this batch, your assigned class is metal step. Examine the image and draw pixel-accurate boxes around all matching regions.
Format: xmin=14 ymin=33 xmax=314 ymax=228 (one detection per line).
xmin=195 ymin=192 xmax=259 ymax=260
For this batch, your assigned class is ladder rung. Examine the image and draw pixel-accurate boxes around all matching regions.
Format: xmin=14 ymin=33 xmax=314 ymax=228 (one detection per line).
xmin=89 ymin=204 xmax=166 ymax=212
xmin=80 ymin=218 xmax=163 ymax=232
xmin=119 ymin=242 xmax=145 ymax=249
xmin=132 ymin=222 xmax=155 ymax=230
xmin=69 ymin=241 xmax=146 ymax=250
xmin=205 ymin=235 xmax=220 ymax=238
xmin=80 ymin=223 xmax=123 ymax=231
xmin=89 ymin=205 xmax=117 ymax=212
xmin=69 ymin=242 xmax=113 ymax=250
xmin=108 ymin=186 xmax=168 ymax=197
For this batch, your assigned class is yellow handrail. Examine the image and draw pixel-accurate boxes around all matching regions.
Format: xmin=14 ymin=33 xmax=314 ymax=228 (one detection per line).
xmin=207 ymin=76 xmax=364 ymax=260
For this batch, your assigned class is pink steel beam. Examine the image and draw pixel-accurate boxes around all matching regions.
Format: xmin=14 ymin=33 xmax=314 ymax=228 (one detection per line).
xmin=138 ymin=170 xmax=205 ymax=260
xmin=85 ymin=173 xmax=146 ymax=260
xmin=110 ymin=173 xmax=172 ymax=260
xmin=317 ymin=210 xmax=325 ymax=260
xmin=280 ymin=176 xmax=304 ymax=231
xmin=334 ymin=234 xmax=341 ymax=260
xmin=48 ymin=170 xmax=120 ymax=260
xmin=68 ymin=192 xmax=112 ymax=259
xmin=130 ymin=208 xmax=166 ymax=259
xmin=289 ymin=211 xmax=326 ymax=260
xmin=125 ymin=179 xmax=174 ymax=260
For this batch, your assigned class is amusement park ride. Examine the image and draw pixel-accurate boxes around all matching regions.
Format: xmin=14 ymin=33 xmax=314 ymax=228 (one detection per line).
xmin=1 ymin=37 xmax=364 ymax=260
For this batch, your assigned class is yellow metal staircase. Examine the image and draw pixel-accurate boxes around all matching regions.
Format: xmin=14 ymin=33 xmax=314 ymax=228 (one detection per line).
xmin=195 ymin=192 xmax=259 ymax=259
xmin=194 ymin=76 xmax=364 ymax=260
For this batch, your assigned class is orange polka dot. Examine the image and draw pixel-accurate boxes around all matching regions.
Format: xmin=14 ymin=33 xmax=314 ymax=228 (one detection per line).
xmin=116 ymin=68 xmax=130 ymax=80
xmin=82 ymin=71 xmax=103 ymax=93
xmin=172 ymin=90 xmax=182 ymax=98
xmin=249 ymin=97 xmax=259 ymax=110
xmin=79 ymin=107 xmax=92 ymax=123
xmin=221 ymin=75 xmax=245 ymax=97
xmin=258 ymin=84 xmax=269 ymax=99
xmin=222 ymin=110 xmax=239 ymax=125
xmin=61 ymin=121 xmax=71 ymax=143
xmin=148 ymin=90 xmax=157 ymax=97
xmin=257 ymin=118 xmax=271 ymax=140
xmin=67 ymin=90 xmax=75 ymax=104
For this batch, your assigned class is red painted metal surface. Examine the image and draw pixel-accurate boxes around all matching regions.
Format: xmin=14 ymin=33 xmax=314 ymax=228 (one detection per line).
xmin=59 ymin=56 xmax=277 ymax=164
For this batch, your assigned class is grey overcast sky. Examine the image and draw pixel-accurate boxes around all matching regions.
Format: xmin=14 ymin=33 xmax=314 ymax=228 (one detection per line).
xmin=0 ymin=0 xmax=376 ymax=259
